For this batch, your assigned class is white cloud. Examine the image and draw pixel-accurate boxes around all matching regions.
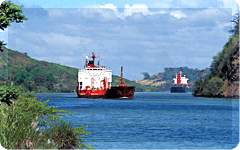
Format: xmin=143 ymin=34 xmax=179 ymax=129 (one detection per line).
xmin=9 ymin=8 xmax=232 ymax=80
xmin=170 ymin=10 xmax=187 ymax=19
xmin=123 ymin=4 xmax=166 ymax=17
xmin=81 ymin=3 xmax=188 ymax=20
xmin=10 ymin=31 xmax=93 ymax=57
xmin=42 ymin=32 xmax=92 ymax=48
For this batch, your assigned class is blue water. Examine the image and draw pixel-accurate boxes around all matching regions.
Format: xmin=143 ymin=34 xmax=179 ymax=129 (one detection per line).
xmin=36 ymin=92 xmax=239 ymax=149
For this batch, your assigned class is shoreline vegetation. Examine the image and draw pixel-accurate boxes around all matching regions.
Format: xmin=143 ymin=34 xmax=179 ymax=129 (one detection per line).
xmin=192 ymin=13 xmax=239 ymax=98
xmin=0 ymin=85 xmax=92 ymax=149
xmin=0 ymin=47 xmax=210 ymax=93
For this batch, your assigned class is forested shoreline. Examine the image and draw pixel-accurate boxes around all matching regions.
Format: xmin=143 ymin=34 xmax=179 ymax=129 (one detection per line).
xmin=192 ymin=14 xmax=239 ymax=98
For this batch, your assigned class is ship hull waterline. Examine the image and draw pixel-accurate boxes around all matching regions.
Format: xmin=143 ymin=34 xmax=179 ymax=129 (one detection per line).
xmin=170 ymin=86 xmax=187 ymax=93
xmin=77 ymin=86 xmax=135 ymax=99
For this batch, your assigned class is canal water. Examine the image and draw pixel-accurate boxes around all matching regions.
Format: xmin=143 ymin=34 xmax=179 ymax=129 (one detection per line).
xmin=36 ymin=92 xmax=239 ymax=149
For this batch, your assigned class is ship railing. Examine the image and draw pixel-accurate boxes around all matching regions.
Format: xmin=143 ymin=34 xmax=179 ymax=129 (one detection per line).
xmin=84 ymin=66 xmax=106 ymax=69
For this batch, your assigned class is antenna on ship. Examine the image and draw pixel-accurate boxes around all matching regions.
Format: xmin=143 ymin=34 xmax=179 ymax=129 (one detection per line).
xmin=85 ymin=56 xmax=89 ymax=68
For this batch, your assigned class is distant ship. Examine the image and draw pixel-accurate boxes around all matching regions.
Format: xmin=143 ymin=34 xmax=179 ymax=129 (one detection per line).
xmin=170 ymin=71 xmax=189 ymax=93
xmin=76 ymin=52 xmax=135 ymax=99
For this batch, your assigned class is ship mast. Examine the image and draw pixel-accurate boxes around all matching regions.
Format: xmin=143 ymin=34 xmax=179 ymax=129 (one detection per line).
xmin=85 ymin=52 xmax=96 ymax=68
xmin=91 ymin=52 xmax=96 ymax=66
xmin=85 ymin=56 xmax=88 ymax=68
xmin=119 ymin=66 xmax=126 ymax=86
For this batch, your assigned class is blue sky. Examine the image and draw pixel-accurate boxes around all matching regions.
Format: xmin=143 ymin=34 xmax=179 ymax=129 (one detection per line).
xmin=0 ymin=0 xmax=239 ymax=80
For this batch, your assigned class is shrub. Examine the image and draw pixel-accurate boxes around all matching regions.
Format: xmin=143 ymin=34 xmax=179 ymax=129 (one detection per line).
xmin=0 ymin=85 xmax=92 ymax=149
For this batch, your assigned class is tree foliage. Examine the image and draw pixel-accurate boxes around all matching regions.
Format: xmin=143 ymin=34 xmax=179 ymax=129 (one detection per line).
xmin=0 ymin=1 xmax=27 ymax=51
xmin=0 ymin=1 xmax=27 ymax=30
xmin=230 ymin=13 xmax=239 ymax=35
xmin=141 ymin=72 xmax=150 ymax=80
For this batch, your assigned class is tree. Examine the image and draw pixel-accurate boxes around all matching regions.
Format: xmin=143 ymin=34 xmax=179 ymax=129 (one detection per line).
xmin=229 ymin=13 xmax=239 ymax=35
xmin=0 ymin=1 xmax=27 ymax=51
xmin=141 ymin=72 xmax=150 ymax=80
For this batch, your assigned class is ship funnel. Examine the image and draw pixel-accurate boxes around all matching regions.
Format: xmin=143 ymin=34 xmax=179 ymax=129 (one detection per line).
xmin=119 ymin=66 xmax=125 ymax=86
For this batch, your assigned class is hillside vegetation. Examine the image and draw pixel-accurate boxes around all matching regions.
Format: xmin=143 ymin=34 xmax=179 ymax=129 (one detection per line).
xmin=192 ymin=14 xmax=239 ymax=98
xmin=1 ymin=48 xmax=78 ymax=92
xmin=0 ymin=47 xmax=219 ymax=93
xmin=0 ymin=47 xmax=148 ymax=92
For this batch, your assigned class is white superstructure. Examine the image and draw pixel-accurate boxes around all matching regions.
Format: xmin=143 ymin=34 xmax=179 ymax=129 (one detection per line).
xmin=173 ymin=71 xmax=188 ymax=85
xmin=78 ymin=67 xmax=112 ymax=90
xmin=77 ymin=53 xmax=112 ymax=90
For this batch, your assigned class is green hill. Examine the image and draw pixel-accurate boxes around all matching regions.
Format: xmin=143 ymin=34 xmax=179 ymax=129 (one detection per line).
xmin=137 ymin=67 xmax=210 ymax=92
xmin=0 ymin=47 xmax=219 ymax=94
xmin=192 ymin=14 xmax=239 ymax=98
xmin=0 ymin=47 xmax=148 ymax=92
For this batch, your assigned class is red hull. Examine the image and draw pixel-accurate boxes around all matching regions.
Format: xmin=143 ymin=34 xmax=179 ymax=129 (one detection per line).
xmin=77 ymin=89 xmax=107 ymax=98
xmin=76 ymin=86 xmax=135 ymax=99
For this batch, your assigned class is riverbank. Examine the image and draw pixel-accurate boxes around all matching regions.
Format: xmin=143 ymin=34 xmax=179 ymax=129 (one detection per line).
xmin=0 ymin=85 xmax=92 ymax=149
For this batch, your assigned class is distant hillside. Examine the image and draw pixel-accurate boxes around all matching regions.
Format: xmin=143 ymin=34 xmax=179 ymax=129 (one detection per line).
xmin=0 ymin=48 xmax=217 ymax=93
xmin=0 ymin=47 xmax=148 ymax=92
xmin=136 ymin=67 xmax=210 ymax=91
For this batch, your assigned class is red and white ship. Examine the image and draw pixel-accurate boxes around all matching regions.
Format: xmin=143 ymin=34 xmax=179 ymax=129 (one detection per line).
xmin=170 ymin=71 xmax=189 ymax=93
xmin=76 ymin=53 xmax=135 ymax=98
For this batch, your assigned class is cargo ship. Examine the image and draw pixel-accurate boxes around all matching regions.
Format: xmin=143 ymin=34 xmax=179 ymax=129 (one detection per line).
xmin=170 ymin=71 xmax=189 ymax=93
xmin=76 ymin=53 xmax=135 ymax=99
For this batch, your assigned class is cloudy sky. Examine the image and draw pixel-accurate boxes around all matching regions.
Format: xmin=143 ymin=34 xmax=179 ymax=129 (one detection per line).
xmin=1 ymin=0 xmax=239 ymax=80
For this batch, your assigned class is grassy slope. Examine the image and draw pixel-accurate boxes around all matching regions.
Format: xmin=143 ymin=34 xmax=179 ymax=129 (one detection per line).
xmin=0 ymin=47 xmax=148 ymax=92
